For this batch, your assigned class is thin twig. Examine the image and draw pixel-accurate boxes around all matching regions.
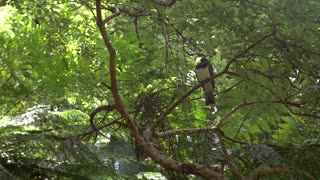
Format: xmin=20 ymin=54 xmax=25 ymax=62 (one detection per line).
xmin=151 ymin=33 xmax=273 ymax=130
xmin=216 ymin=131 xmax=243 ymax=178
xmin=216 ymin=101 xmax=263 ymax=128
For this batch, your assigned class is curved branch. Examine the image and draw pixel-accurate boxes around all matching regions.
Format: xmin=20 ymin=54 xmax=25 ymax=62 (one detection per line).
xmin=271 ymin=91 xmax=320 ymax=119
xmin=216 ymin=101 xmax=264 ymax=128
xmin=151 ymin=33 xmax=273 ymax=130
xmin=95 ymin=1 xmax=225 ymax=178
xmin=96 ymin=0 xmax=140 ymax=139
xmin=103 ymin=7 xmax=120 ymax=24
xmin=218 ymin=33 xmax=273 ymax=77
xmin=89 ymin=104 xmax=116 ymax=131
xmin=215 ymin=97 xmax=317 ymax=131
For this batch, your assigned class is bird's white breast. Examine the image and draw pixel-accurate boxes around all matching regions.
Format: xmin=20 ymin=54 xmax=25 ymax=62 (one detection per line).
xmin=195 ymin=67 xmax=213 ymax=91
xmin=195 ymin=67 xmax=211 ymax=80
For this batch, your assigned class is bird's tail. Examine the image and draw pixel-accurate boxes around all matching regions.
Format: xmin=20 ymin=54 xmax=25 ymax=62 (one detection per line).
xmin=205 ymin=92 xmax=215 ymax=105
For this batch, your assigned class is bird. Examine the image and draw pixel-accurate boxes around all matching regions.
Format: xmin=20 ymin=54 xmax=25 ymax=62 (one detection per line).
xmin=195 ymin=57 xmax=215 ymax=105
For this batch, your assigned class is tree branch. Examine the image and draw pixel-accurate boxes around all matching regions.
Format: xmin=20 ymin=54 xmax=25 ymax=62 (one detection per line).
xmin=96 ymin=0 xmax=140 ymax=140
xmin=215 ymin=97 xmax=317 ymax=129
xmin=218 ymin=33 xmax=273 ymax=77
xmin=151 ymin=33 xmax=273 ymax=130
xmin=95 ymin=0 xmax=225 ymax=178
xmin=216 ymin=101 xmax=264 ymax=128
xmin=103 ymin=7 xmax=120 ymax=24
xmin=219 ymin=131 xmax=249 ymax=145
xmin=89 ymin=104 xmax=116 ymax=132
xmin=216 ymin=131 xmax=243 ymax=178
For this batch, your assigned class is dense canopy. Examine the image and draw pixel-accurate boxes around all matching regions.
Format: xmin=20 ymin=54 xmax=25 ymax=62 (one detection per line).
xmin=0 ymin=0 xmax=319 ymax=179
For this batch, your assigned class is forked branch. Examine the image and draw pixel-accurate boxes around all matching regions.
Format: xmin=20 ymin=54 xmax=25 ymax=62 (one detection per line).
xmin=95 ymin=0 xmax=225 ymax=178
xmin=151 ymin=33 xmax=273 ymax=130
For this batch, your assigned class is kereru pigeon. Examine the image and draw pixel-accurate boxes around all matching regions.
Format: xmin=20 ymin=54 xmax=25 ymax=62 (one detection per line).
xmin=195 ymin=58 xmax=215 ymax=105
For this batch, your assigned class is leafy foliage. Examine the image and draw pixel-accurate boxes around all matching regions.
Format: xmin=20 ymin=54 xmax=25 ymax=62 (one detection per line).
xmin=0 ymin=0 xmax=319 ymax=179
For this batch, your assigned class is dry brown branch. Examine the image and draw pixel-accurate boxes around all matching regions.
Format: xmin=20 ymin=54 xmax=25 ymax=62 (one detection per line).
xmin=95 ymin=0 xmax=225 ymax=178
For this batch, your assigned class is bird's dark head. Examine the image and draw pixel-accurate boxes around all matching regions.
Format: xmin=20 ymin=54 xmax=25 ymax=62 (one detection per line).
xmin=200 ymin=58 xmax=208 ymax=62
